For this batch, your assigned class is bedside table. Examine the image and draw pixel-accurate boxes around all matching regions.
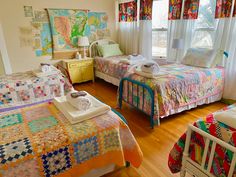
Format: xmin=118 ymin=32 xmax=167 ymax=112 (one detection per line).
xmin=59 ymin=58 xmax=94 ymax=84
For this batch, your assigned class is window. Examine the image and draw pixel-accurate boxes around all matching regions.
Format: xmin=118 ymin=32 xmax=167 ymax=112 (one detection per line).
xmin=152 ymin=0 xmax=169 ymax=58
xmin=191 ymin=0 xmax=218 ymax=48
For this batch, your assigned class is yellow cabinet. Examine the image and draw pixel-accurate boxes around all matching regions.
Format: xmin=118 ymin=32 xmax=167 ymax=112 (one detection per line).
xmin=60 ymin=58 xmax=94 ymax=84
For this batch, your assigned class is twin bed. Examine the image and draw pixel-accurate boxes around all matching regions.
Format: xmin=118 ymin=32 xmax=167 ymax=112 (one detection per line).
xmin=0 ymin=67 xmax=143 ymax=177
xmin=90 ymin=39 xmax=226 ymax=128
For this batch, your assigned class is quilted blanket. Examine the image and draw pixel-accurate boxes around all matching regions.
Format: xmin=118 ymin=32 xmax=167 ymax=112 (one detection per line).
xmin=121 ymin=64 xmax=224 ymax=122
xmin=168 ymin=104 xmax=236 ymax=177
xmin=0 ymin=70 xmax=72 ymax=111
xmin=0 ymin=102 xmax=143 ymax=177
xmin=95 ymin=55 xmax=130 ymax=79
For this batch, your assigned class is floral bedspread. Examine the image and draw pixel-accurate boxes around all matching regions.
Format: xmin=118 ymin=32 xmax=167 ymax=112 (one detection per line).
xmin=95 ymin=57 xmax=173 ymax=80
xmin=95 ymin=55 xmax=130 ymax=79
xmin=0 ymin=102 xmax=143 ymax=177
xmin=121 ymin=64 xmax=224 ymax=122
xmin=0 ymin=70 xmax=72 ymax=111
xmin=168 ymin=104 xmax=236 ymax=177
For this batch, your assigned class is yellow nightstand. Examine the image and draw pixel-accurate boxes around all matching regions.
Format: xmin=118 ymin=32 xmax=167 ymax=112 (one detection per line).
xmin=59 ymin=58 xmax=94 ymax=84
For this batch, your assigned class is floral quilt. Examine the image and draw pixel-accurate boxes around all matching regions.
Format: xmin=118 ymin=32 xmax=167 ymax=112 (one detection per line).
xmin=168 ymin=104 xmax=236 ymax=177
xmin=95 ymin=55 xmax=130 ymax=79
xmin=0 ymin=102 xmax=143 ymax=177
xmin=121 ymin=64 xmax=224 ymax=123
xmin=0 ymin=70 xmax=72 ymax=111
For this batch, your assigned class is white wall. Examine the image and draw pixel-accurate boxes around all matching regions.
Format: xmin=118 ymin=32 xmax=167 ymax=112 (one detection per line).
xmin=0 ymin=0 xmax=116 ymax=72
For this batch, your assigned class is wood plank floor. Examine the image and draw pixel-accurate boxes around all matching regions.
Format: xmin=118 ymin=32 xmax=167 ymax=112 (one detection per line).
xmin=74 ymin=79 xmax=226 ymax=177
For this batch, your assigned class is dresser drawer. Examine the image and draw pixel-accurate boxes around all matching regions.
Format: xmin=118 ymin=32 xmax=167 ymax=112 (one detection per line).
xmin=68 ymin=60 xmax=93 ymax=69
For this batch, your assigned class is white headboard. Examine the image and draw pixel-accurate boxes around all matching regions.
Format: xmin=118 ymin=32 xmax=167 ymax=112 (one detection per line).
xmin=89 ymin=39 xmax=116 ymax=58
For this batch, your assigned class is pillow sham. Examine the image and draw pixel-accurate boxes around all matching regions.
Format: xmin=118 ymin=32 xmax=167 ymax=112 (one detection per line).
xmin=214 ymin=107 xmax=236 ymax=129
xmin=181 ymin=48 xmax=217 ymax=68
xmin=98 ymin=44 xmax=123 ymax=58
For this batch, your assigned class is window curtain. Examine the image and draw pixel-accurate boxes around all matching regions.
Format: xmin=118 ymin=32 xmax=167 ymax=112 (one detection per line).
xmin=214 ymin=0 xmax=236 ymax=100
xmin=139 ymin=0 xmax=153 ymax=60
xmin=167 ymin=0 xmax=199 ymax=62
xmin=117 ymin=0 xmax=139 ymax=54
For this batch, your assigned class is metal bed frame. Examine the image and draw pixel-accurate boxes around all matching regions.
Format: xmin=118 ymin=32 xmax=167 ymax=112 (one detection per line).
xmin=118 ymin=77 xmax=158 ymax=129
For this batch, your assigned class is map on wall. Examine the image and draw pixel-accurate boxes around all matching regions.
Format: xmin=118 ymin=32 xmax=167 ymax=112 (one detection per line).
xmin=31 ymin=22 xmax=52 ymax=57
xmin=21 ymin=6 xmax=110 ymax=58
xmin=86 ymin=12 xmax=109 ymax=41
xmin=47 ymin=9 xmax=89 ymax=58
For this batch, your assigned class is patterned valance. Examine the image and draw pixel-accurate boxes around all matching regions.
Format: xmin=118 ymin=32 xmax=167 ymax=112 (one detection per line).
xmin=140 ymin=0 xmax=153 ymax=20
xmin=234 ymin=1 xmax=236 ymax=17
xmin=215 ymin=0 xmax=233 ymax=18
xmin=183 ymin=0 xmax=200 ymax=19
xmin=168 ymin=0 xmax=183 ymax=20
xmin=119 ymin=1 xmax=138 ymax=22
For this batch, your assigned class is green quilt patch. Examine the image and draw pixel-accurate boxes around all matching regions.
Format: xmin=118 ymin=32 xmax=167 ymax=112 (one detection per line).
xmin=28 ymin=116 xmax=58 ymax=133
xmin=0 ymin=114 xmax=23 ymax=128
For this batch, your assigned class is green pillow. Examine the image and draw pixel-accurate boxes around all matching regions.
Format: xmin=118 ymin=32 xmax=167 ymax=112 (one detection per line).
xmin=98 ymin=44 xmax=123 ymax=58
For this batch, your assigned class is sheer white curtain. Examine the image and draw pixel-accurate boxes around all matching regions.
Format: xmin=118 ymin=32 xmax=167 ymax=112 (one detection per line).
xmin=224 ymin=19 xmax=236 ymax=100
xmin=117 ymin=0 xmax=139 ymax=55
xmin=118 ymin=22 xmax=139 ymax=54
xmin=139 ymin=20 xmax=152 ymax=60
xmin=167 ymin=20 xmax=195 ymax=62
xmin=214 ymin=18 xmax=236 ymax=100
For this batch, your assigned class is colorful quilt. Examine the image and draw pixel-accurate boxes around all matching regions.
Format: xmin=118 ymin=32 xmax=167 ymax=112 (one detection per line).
xmin=0 ymin=102 xmax=143 ymax=177
xmin=95 ymin=55 xmax=130 ymax=79
xmin=121 ymin=64 xmax=224 ymax=123
xmin=0 ymin=70 xmax=72 ymax=111
xmin=168 ymin=104 xmax=236 ymax=176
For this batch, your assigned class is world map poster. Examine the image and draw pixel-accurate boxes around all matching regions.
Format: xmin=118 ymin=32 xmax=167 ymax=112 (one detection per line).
xmin=47 ymin=9 xmax=89 ymax=59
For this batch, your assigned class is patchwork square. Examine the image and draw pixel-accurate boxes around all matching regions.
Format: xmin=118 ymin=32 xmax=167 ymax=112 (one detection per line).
xmin=0 ymin=114 xmax=23 ymax=128
xmin=32 ymin=125 xmax=69 ymax=153
xmin=73 ymin=136 xmax=99 ymax=164
xmin=33 ymin=86 xmax=46 ymax=98
xmin=24 ymin=106 xmax=51 ymax=122
xmin=28 ymin=116 xmax=58 ymax=133
xmin=100 ymin=129 xmax=121 ymax=154
xmin=94 ymin=114 xmax=119 ymax=129
xmin=16 ymin=90 xmax=30 ymax=101
xmin=1 ymin=158 xmax=40 ymax=177
xmin=0 ymin=124 xmax=27 ymax=145
xmin=0 ymin=92 xmax=12 ymax=105
xmin=0 ymin=138 xmax=33 ymax=165
xmin=50 ymin=85 xmax=61 ymax=97
xmin=41 ymin=146 xmax=72 ymax=177
xmin=65 ymin=121 xmax=97 ymax=141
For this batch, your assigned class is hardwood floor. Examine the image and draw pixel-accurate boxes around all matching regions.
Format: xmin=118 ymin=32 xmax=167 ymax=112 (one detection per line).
xmin=74 ymin=79 xmax=226 ymax=177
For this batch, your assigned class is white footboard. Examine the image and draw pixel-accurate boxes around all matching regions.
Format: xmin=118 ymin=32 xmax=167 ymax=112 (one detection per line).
xmin=181 ymin=124 xmax=236 ymax=177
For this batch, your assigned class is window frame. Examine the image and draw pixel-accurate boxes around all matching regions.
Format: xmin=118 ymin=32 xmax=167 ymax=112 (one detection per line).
xmin=152 ymin=0 xmax=168 ymax=59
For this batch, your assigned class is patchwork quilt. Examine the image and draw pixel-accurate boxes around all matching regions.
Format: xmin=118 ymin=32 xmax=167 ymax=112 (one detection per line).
xmin=168 ymin=104 xmax=236 ymax=176
xmin=95 ymin=55 xmax=130 ymax=79
xmin=121 ymin=64 xmax=224 ymax=122
xmin=0 ymin=71 xmax=72 ymax=111
xmin=0 ymin=102 xmax=143 ymax=177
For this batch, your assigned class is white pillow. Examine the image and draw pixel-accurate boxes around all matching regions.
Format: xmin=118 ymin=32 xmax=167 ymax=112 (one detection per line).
xmin=214 ymin=107 xmax=236 ymax=129
xmin=181 ymin=48 xmax=217 ymax=68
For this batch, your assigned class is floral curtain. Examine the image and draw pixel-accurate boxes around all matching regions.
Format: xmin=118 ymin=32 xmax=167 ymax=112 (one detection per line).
xmin=119 ymin=1 xmax=138 ymax=22
xmin=234 ymin=1 xmax=236 ymax=16
xmin=215 ymin=0 xmax=233 ymax=18
xmin=168 ymin=0 xmax=183 ymax=20
xmin=183 ymin=0 xmax=200 ymax=19
xmin=140 ymin=0 xmax=153 ymax=20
